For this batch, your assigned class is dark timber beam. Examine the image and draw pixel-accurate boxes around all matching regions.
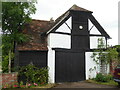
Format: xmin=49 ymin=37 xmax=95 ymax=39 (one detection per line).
xmin=51 ymin=33 xmax=107 ymax=37
xmin=89 ymin=25 xmax=94 ymax=32
xmin=65 ymin=22 xmax=72 ymax=30
xmin=88 ymin=14 xmax=111 ymax=39
xmin=105 ymin=37 xmax=108 ymax=48
xmin=47 ymin=12 xmax=71 ymax=34
xmin=51 ymin=32 xmax=71 ymax=35
xmin=89 ymin=34 xmax=104 ymax=37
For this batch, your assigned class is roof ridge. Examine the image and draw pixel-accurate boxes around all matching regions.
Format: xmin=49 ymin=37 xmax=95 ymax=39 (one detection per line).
xmin=70 ymin=4 xmax=92 ymax=12
xmin=32 ymin=19 xmax=50 ymax=22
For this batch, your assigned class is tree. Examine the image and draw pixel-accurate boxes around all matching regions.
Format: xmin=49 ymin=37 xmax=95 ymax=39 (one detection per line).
xmin=2 ymin=2 xmax=36 ymax=73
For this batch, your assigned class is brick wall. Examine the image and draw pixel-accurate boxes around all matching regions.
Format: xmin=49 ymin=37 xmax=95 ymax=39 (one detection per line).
xmin=0 ymin=72 xmax=18 ymax=87
xmin=110 ymin=60 xmax=118 ymax=74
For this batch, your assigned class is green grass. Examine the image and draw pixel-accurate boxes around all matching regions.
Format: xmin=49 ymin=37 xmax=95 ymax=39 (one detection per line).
xmin=33 ymin=83 xmax=56 ymax=88
xmin=86 ymin=79 xmax=118 ymax=86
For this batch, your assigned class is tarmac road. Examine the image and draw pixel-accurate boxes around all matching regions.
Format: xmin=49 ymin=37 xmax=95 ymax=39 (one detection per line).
xmin=53 ymin=81 xmax=119 ymax=88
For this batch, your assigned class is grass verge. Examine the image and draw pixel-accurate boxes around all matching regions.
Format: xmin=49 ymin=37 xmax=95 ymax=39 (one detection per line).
xmin=86 ymin=79 xmax=118 ymax=86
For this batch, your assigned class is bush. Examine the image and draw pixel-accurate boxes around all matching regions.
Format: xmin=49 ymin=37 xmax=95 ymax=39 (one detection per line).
xmin=18 ymin=64 xmax=48 ymax=84
xmin=106 ymin=74 xmax=113 ymax=81
xmin=94 ymin=73 xmax=113 ymax=82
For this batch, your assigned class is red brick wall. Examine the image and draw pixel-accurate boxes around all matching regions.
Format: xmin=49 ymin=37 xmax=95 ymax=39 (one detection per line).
xmin=110 ymin=60 xmax=118 ymax=74
xmin=0 ymin=72 xmax=18 ymax=87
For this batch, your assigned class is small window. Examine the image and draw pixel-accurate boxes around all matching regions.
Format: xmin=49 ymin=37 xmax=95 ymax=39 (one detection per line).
xmin=79 ymin=25 xmax=83 ymax=30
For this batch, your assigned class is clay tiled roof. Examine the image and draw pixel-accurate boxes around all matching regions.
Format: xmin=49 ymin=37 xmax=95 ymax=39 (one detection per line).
xmin=17 ymin=19 xmax=52 ymax=51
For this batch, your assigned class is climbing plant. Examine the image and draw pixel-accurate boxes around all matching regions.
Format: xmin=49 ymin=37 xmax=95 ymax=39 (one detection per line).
xmin=91 ymin=38 xmax=118 ymax=74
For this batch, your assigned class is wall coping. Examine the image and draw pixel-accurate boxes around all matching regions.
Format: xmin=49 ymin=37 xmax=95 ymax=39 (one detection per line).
xmin=0 ymin=72 xmax=18 ymax=75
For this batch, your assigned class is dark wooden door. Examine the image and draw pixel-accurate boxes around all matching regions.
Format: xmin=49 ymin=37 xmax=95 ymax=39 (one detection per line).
xmin=55 ymin=50 xmax=85 ymax=83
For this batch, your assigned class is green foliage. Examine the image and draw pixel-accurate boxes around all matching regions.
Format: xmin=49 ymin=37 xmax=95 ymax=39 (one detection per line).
xmin=94 ymin=73 xmax=113 ymax=82
xmin=18 ymin=64 xmax=48 ymax=84
xmin=91 ymin=38 xmax=118 ymax=65
xmin=87 ymin=79 xmax=118 ymax=86
xmin=114 ymin=45 xmax=120 ymax=63
xmin=106 ymin=47 xmax=119 ymax=63
xmin=91 ymin=52 xmax=99 ymax=64
xmin=2 ymin=2 xmax=36 ymax=73
xmin=97 ymin=38 xmax=106 ymax=49
xmin=2 ymin=55 xmax=9 ymax=72
xmin=2 ymin=52 xmax=14 ymax=73
xmin=2 ymin=2 xmax=36 ymax=34
xmin=89 ymin=66 xmax=96 ymax=73
xmin=106 ymin=74 xmax=113 ymax=80
xmin=19 ymin=81 xmax=26 ymax=88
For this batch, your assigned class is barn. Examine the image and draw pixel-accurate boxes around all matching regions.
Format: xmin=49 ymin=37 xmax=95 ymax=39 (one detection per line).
xmin=16 ymin=5 xmax=111 ymax=83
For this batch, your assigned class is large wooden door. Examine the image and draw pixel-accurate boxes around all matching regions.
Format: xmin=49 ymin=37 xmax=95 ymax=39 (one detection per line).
xmin=55 ymin=50 xmax=85 ymax=83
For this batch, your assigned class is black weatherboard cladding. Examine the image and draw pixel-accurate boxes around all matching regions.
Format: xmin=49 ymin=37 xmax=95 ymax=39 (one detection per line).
xmin=71 ymin=11 xmax=90 ymax=50
xmin=18 ymin=51 xmax=47 ymax=68
xmin=71 ymin=11 xmax=89 ymax=35
xmin=55 ymin=11 xmax=90 ymax=83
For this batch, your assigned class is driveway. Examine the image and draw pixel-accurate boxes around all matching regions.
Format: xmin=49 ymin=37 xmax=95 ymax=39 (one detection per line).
xmin=53 ymin=81 xmax=119 ymax=88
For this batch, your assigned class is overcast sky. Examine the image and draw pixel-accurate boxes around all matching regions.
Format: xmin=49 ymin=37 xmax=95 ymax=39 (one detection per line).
xmin=31 ymin=0 xmax=119 ymax=46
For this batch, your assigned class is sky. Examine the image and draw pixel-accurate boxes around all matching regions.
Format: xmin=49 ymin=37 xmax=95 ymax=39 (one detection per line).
xmin=31 ymin=0 xmax=119 ymax=46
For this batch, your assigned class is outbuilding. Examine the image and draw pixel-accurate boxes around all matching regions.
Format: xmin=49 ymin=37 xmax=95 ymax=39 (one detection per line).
xmin=16 ymin=5 xmax=111 ymax=83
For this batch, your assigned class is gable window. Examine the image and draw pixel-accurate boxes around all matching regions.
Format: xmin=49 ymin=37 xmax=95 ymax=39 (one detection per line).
xmin=79 ymin=25 xmax=83 ymax=30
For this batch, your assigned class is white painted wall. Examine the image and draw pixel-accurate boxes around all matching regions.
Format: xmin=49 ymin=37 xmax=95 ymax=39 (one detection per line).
xmin=89 ymin=19 xmax=101 ymax=35
xmin=86 ymin=52 xmax=100 ymax=79
xmin=49 ymin=17 xmax=71 ymax=49
xmin=47 ymin=32 xmax=70 ymax=83
xmin=90 ymin=37 xmax=106 ymax=49
xmin=47 ymin=30 xmax=71 ymax=83
xmin=66 ymin=17 xmax=72 ymax=28
xmin=85 ymin=52 xmax=110 ymax=80
xmin=48 ymin=33 xmax=71 ymax=49
xmin=47 ymin=34 xmax=55 ymax=83
xmin=47 ymin=46 xmax=55 ymax=83
xmin=56 ymin=17 xmax=71 ymax=33
xmin=89 ymin=19 xmax=106 ymax=49
xmin=56 ymin=23 xmax=71 ymax=33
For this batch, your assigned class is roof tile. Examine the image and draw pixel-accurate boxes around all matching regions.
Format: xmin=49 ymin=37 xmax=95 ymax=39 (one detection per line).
xmin=17 ymin=19 xmax=52 ymax=51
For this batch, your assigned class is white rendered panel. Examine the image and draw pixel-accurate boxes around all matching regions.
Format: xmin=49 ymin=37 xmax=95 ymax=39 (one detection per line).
xmin=66 ymin=17 xmax=72 ymax=29
xmin=49 ymin=33 xmax=71 ymax=49
xmin=86 ymin=52 xmax=100 ymax=79
xmin=90 ymin=37 xmax=106 ymax=49
xmin=56 ymin=17 xmax=71 ymax=33
xmin=85 ymin=52 xmax=110 ymax=80
xmin=89 ymin=19 xmax=101 ymax=35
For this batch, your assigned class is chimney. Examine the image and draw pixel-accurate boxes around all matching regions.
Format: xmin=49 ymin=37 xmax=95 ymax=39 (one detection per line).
xmin=50 ymin=17 xmax=54 ymax=24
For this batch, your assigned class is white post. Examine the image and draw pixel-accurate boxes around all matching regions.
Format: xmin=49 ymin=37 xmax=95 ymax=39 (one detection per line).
xmin=47 ymin=47 xmax=55 ymax=83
